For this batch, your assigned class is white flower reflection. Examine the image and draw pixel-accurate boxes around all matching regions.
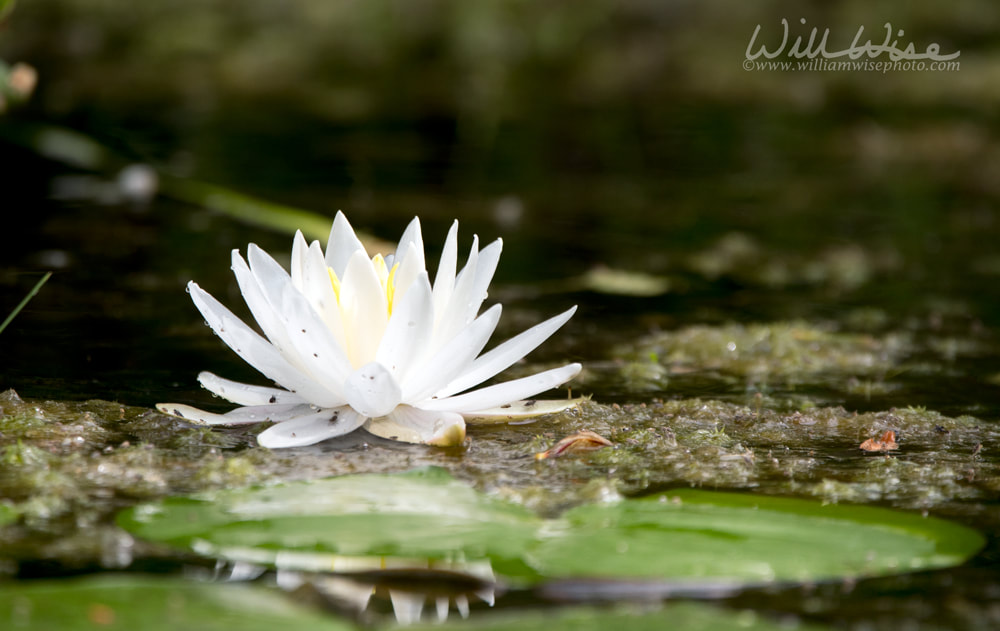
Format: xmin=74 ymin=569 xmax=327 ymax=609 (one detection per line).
xmin=276 ymin=558 xmax=497 ymax=625
xmin=159 ymin=212 xmax=581 ymax=447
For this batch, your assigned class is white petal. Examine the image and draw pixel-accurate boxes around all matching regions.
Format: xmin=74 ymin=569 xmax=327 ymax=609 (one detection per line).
xmin=339 ymin=249 xmax=388 ymax=366
xmin=231 ymin=249 xmax=297 ymax=359
xmin=455 ymin=594 xmax=470 ymax=618
xmin=418 ymin=363 xmax=582 ymax=413
xmin=431 ymin=235 xmax=478 ymax=348
xmin=402 ymin=304 xmax=502 ymax=403
xmin=463 ymin=238 xmax=502 ymax=324
xmin=435 ymin=306 xmax=577 ymax=398
xmin=302 ymin=239 xmax=348 ymax=351
xmin=188 ymin=282 xmax=342 ymax=407
xmin=222 ymin=403 xmax=315 ymax=423
xmin=431 ymin=220 xmax=459 ymax=316
xmin=389 ymin=590 xmax=424 ymax=625
xmin=197 ymin=371 xmax=304 ymax=406
xmin=435 ymin=597 xmax=449 ymax=622
xmin=289 ymin=230 xmax=309 ymax=291
xmin=475 ymin=586 xmax=495 ymax=606
xmin=246 ymin=244 xmax=294 ymax=308
xmin=277 ymin=280 xmax=353 ymax=386
xmin=464 ymin=397 xmax=586 ymax=423
xmin=326 ymin=211 xmax=367 ymax=277
xmin=365 ymin=405 xmax=466 ymax=445
xmin=241 ymin=248 xmax=352 ymax=398
xmin=256 ymin=406 xmax=366 ymax=448
xmin=155 ymin=402 xmax=310 ymax=425
xmin=376 ymin=271 xmax=434 ymax=380
xmin=156 ymin=403 xmax=228 ymax=424
xmin=314 ymin=577 xmax=375 ymax=613
xmin=394 ymin=216 xmax=425 ymax=272
xmin=391 ymin=242 xmax=425 ymax=302
xmin=344 ymin=361 xmax=402 ymax=418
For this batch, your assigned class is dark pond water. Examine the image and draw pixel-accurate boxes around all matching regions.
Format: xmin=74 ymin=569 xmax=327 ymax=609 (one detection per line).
xmin=3 ymin=1 xmax=1000 ymax=629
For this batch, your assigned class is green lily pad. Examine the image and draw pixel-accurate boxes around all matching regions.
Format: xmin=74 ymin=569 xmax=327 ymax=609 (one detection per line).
xmin=119 ymin=467 xmax=542 ymax=579
xmin=0 ymin=574 xmax=352 ymax=631
xmin=118 ymin=468 xmax=983 ymax=587
xmin=407 ymin=602 xmax=829 ymax=631
xmin=528 ymin=489 xmax=984 ymax=582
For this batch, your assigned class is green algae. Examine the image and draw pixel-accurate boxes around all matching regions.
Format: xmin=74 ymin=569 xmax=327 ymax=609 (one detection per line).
xmin=1 ymin=371 xmax=996 ymax=624
xmin=2 ymin=382 xmax=995 ymax=577
xmin=453 ymin=399 xmax=1000 ymax=523
xmin=601 ymin=317 xmax=998 ymax=429
xmin=0 ymin=389 xmax=276 ymax=568
xmin=616 ymin=321 xmax=911 ymax=386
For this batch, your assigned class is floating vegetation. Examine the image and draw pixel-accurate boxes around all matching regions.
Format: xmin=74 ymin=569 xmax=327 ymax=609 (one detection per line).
xmin=117 ymin=468 xmax=983 ymax=589
xmin=2 ymin=383 xmax=995 ymax=584
xmin=0 ymin=390 xmax=274 ymax=568
xmin=606 ymin=321 xmax=912 ymax=403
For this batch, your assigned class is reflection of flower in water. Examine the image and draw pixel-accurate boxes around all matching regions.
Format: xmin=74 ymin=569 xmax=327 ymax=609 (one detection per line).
xmin=160 ymin=212 xmax=581 ymax=447
xmin=276 ymin=557 xmax=497 ymax=624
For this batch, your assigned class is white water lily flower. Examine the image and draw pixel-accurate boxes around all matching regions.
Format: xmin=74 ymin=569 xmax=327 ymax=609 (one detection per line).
xmin=158 ymin=212 xmax=582 ymax=448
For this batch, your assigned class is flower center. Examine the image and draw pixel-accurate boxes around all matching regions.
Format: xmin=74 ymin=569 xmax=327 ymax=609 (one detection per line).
xmin=327 ymin=253 xmax=399 ymax=317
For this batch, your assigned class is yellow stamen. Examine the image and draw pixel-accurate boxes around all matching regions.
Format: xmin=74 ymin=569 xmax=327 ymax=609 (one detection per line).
xmin=328 ymin=256 xmax=399 ymax=316
xmin=327 ymin=267 xmax=342 ymax=301
xmin=386 ymin=262 xmax=398 ymax=316
xmin=369 ymin=254 xmax=399 ymax=316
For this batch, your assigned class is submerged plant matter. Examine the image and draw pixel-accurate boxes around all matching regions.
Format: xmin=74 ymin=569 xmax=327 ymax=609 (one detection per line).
xmin=159 ymin=213 xmax=581 ymax=447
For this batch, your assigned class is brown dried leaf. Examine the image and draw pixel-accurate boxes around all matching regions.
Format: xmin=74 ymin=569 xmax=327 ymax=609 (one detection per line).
xmin=535 ymin=430 xmax=613 ymax=460
xmin=860 ymin=429 xmax=898 ymax=452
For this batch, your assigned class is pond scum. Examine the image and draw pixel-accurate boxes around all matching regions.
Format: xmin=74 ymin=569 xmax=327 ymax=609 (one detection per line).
xmin=0 ymin=371 xmax=996 ymax=569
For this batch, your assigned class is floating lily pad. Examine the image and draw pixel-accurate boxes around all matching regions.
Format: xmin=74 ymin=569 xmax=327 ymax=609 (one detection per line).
xmin=407 ymin=602 xmax=829 ymax=631
xmin=118 ymin=468 xmax=983 ymax=587
xmin=118 ymin=468 xmax=542 ymax=580
xmin=0 ymin=574 xmax=352 ymax=631
xmin=527 ymin=489 xmax=984 ymax=583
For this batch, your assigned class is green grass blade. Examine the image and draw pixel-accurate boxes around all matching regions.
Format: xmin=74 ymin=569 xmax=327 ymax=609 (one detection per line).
xmin=0 ymin=271 xmax=52 ymax=335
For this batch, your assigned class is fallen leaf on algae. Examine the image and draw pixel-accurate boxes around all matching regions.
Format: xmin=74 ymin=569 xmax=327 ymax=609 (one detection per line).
xmin=860 ymin=430 xmax=899 ymax=452
xmin=535 ymin=431 xmax=613 ymax=460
